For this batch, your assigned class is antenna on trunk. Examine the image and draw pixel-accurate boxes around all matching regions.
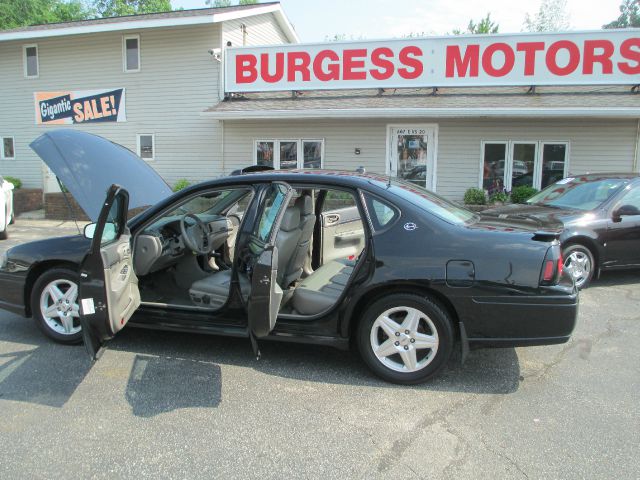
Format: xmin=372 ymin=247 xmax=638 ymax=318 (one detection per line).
xmin=56 ymin=177 xmax=81 ymax=235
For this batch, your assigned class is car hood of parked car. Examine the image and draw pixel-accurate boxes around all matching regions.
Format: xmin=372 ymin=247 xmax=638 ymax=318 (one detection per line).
xmin=30 ymin=129 xmax=173 ymax=221
xmin=481 ymin=203 xmax=588 ymax=229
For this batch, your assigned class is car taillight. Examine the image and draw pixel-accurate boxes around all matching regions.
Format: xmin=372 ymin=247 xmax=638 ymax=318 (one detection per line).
xmin=543 ymin=260 xmax=555 ymax=282
xmin=540 ymin=244 xmax=562 ymax=286
xmin=557 ymin=252 xmax=564 ymax=278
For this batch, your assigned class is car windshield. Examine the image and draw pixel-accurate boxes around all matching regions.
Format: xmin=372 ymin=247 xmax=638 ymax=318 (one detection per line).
xmin=381 ymin=178 xmax=478 ymax=225
xmin=527 ymin=176 xmax=629 ymax=211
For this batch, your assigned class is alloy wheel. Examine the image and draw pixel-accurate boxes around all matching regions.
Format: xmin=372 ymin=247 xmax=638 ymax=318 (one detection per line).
xmin=369 ymin=306 xmax=439 ymax=373
xmin=564 ymin=250 xmax=592 ymax=288
xmin=39 ymin=279 xmax=81 ymax=335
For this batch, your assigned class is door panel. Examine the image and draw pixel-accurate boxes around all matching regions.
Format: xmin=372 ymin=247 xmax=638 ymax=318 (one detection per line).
xmin=605 ymin=185 xmax=640 ymax=267
xmin=246 ymin=182 xmax=292 ymax=339
xmin=101 ymin=236 xmax=140 ymax=335
xmin=79 ymin=185 xmax=141 ymax=360
xmin=247 ymin=245 xmax=283 ymax=337
xmin=320 ymin=206 xmax=365 ymax=264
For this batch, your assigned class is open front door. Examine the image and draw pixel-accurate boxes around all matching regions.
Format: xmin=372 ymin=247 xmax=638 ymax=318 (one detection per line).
xmin=247 ymin=182 xmax=292 ymax=340
xmin=79 ymin=185 xmax=141 ymax=360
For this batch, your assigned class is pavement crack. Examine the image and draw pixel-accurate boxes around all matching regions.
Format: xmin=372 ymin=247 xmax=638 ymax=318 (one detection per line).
xmin=373 ymin=398 xmax=467 ymax=476
xmin=478 ymin=436 xmax=530 ymax=479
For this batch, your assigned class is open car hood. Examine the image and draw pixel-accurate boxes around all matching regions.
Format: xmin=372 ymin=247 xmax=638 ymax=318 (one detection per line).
xmin=30 ymin=130 xmax=172 ymax=221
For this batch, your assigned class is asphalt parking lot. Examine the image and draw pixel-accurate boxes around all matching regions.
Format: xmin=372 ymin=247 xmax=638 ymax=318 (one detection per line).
xmin=0 ymin=219 xmax=638 ymax=479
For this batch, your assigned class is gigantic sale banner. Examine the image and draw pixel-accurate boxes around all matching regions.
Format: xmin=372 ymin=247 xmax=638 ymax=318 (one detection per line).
xmin=224 ymin=30 xmax=640 ymax=93
xmin=34 ymin=88 xmax=126 ymax=125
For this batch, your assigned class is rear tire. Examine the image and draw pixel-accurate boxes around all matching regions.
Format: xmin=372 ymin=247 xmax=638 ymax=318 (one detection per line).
xmin=563 ymin=244 xmax=595 ymax=289
xmin=31 ymin=268 xmax=83 ymax=344
xmin=0 ymin=229 xmax=7 ymax=240
xmin=357 ymin=293 xmax=454 ymax=384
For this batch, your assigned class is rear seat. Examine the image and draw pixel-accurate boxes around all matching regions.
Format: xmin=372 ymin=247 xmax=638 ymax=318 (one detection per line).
xmin=291 ymin=259 xmax=356 ymax=315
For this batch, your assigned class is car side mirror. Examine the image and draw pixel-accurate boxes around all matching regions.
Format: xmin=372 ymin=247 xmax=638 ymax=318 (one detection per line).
xmin=83 ymin=223 xmax=97 ymax=239
xmin=612 ymin=204 xmax=640 ymax=221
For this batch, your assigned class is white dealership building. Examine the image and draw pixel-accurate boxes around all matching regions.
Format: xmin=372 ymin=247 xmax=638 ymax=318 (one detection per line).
xmin=0 ymin=2 xmax=638 ymax=201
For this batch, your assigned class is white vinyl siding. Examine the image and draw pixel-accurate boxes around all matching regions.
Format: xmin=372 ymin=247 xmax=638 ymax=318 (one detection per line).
xmin=0 ymin=24 xmax=224 ymax=188
xmin=223 ymin=118 xmax=638 ymax=200
xmin=222 ymin=13 xmax=290 ymax=47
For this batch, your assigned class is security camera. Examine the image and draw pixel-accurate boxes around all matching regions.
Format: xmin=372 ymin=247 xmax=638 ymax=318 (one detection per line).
xmin=208 ymin=47 xmax=222 ymax=62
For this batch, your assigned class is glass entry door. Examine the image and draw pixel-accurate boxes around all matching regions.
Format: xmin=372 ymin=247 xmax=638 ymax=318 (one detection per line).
xmin=388 ymin=125 xmax=437 ymax=190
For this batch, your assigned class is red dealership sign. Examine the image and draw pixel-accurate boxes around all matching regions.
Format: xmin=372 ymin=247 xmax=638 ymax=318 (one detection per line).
xmin=224 ymin=30 xmax=640 ymax=92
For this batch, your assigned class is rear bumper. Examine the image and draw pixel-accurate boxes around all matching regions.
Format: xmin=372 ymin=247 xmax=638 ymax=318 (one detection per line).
xmin=464 ymin=290 xmax=579 ymax=344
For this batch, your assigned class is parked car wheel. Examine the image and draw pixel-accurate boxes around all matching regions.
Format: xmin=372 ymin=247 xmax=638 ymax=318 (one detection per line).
xmin=0 ymin=229 xmax=7 ymax=240
xmin=563 ymin=244 xmax=595 ymax=290
xmin=31 ymin=268 xmax=83 ymax=344
xmin=357 ymin=294 xmax=454 ymax=384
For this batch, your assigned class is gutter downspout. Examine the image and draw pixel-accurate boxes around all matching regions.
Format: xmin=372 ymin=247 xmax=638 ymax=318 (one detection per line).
xmin=634 ymin=118 xmax=640 ymax=173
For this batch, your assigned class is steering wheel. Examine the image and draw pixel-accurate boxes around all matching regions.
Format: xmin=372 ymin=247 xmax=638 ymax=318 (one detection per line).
xmin=179 ymin=213 xmax=211 ymax=254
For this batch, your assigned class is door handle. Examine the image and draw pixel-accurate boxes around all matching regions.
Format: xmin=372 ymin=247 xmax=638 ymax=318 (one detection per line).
xmin=325 ymin=214 xmax=340 ymax=225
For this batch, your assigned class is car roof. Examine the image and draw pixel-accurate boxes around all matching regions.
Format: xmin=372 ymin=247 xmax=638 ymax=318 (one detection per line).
xmin=567 ymin=172 xmax=640 ymax=180
xmin=196 ymin=169 xmax=395 ymax=190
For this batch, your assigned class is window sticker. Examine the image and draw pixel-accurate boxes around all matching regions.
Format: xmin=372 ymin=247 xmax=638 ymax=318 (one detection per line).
xmin=81 ymin=298 xmax=95 ymax=315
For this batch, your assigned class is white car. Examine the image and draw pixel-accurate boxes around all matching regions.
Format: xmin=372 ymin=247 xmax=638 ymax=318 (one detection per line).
xmin=0 ymin=176 xmax=15 ymax=239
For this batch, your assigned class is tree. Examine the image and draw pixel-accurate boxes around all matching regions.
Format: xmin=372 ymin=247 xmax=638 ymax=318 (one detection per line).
xmin=603 ymin=0 xmax=640 ymax=28
xmin=0 ymin=0 xmax=94 ymax=30
xmin=239 ymin=0 xmax=258 ymax=4
xmin=93 ymin=0 xmax=171 ymax=17
xmin=452 ymin=13 xmax=499 ymax=35
xmin=523 ymin=0 xmax=570 ymax=32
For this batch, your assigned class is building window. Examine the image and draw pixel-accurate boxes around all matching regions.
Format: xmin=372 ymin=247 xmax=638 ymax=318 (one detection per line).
xmin=254 ymin=139 xmax=324 ymax=169
xmin=1 ymin=137 xmax=15 ymax=159
xmin=137 ymin=134 xmax=154 ymax=160
xmin=123 ymin=35 xmax=140 ymax=72
xmin=481 ymin=140 xmax=568 ymax=192
xmin=23 ymin=44 xmax=39 ymax=78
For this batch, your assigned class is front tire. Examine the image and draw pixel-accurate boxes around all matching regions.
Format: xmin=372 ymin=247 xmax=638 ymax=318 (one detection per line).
xmin=357 ymin=294 xmax=454 ymax=384
xmin=31 ymin=268 xmax=82 ymax=344
xmin=563 ymin=244 xmax=595 ymax=289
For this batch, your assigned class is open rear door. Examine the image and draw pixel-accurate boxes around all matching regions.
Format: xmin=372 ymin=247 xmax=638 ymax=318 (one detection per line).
xmin=247 ymin=182 xmax=292 ymax=341
xmin=79 ymin=185 xmax=141 ymax=360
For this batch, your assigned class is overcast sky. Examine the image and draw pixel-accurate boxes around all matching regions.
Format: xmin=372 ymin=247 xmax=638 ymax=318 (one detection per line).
xmin=172 ymin=0 xmax=623 ymax=42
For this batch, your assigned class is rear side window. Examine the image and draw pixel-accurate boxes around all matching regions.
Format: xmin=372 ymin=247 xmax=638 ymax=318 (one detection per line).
xmin=362 ymin=193 xmax=399 ymax=231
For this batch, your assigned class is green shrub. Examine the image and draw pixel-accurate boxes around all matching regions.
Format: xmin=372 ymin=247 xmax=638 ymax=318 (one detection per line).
xmin=489 ymin=191 xmax=509 ymax=204
xmin=510 ymin=185 xmax=538 ymax=204
xmin=463 ymin=188 xmax=486 ymax=205
xmin=173 ymin=179 xmax=191 ymax=192
xmin=4 ymin=176 xmax=22 ymax=189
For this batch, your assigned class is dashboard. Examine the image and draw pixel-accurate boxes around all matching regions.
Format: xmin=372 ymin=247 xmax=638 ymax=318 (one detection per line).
xmin=134 ymin=214 xmax=234 ymax=276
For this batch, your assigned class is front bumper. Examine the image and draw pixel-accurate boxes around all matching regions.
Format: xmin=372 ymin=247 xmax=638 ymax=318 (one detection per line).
xmin=0 ymin=270 xmax=29 ymax=317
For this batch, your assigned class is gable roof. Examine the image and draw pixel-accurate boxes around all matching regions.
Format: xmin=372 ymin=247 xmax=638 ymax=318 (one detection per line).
xmin=0 ymin=2 xmax=298 ymax=43
xmin=203 ymin=85 xmax=640 ymax=119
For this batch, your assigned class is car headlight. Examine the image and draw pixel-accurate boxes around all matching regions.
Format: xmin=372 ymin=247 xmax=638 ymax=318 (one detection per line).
xmin=0 ymin=252 xmax=7 ymax=270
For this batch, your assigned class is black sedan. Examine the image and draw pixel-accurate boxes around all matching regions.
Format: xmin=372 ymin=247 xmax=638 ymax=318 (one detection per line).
xmin=485 ymin=173 xmax=640 ymax=289
xmin=0 ymin=130 xmax=578 ymax=384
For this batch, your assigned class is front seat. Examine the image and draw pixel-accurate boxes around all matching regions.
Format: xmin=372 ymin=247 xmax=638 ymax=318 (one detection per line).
xmin=281 ymin=195 xmax=316 ymax=287
xmin=190 ymin=206 xmax=301 ymax=307
xmin=274 ymin=205 xmax=302 ymax=286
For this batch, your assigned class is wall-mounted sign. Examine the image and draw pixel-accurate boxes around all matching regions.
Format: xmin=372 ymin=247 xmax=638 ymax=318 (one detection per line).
xmin=224 ymin=30 xmax=640 ymax=93
xmin=34 ymin=88 xmax=126 ymax=125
